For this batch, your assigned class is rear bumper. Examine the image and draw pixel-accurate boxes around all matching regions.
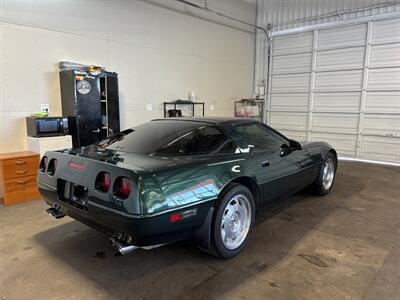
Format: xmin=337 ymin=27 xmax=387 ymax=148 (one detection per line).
xmin=39 ymin=182 xmax=214 ymax=247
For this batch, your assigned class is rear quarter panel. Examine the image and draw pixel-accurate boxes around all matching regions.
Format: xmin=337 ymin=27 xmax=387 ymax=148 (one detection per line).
xmin=138 ymin=154 xmax=257 ymax=215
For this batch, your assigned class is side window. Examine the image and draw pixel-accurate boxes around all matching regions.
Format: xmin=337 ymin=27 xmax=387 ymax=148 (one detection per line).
xmin=154 ymin=126 xmax=237 ymax=155
xmin=231 ymin=123 xmax=287 ymax=152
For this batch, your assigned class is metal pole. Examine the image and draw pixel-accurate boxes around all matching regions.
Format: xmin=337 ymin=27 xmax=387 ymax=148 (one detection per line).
xmin=265 ymin=36 xmax=273 ymax=125
xmin=356 ymin=21 xmax=373 ymax=158
xmin=306 ymin=29 xmax=318 ymax=142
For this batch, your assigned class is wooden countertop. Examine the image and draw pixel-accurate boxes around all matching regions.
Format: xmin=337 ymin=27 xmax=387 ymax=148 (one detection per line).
xmin=0 ymin=151 xmax=39 ymax=161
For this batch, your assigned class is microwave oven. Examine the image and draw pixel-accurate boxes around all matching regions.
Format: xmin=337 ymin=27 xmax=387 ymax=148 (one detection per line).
xmin=26 ymin=117 xmax=69 ymax=137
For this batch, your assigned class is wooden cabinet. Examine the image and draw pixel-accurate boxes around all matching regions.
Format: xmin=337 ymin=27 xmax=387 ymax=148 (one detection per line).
xmin=0 ymin=151 xmax=41 ymax=206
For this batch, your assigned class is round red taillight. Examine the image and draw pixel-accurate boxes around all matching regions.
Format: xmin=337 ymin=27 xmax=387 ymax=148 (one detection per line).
xmin=47 ymin=159 xmax=57 ymax=176
xmin=95 ymin=172 xmax=111 ymax=193
xmin=114 ymin=177 xmax=132 ymax=199
xmin=39 ymin=156 xmax=48 ymax=173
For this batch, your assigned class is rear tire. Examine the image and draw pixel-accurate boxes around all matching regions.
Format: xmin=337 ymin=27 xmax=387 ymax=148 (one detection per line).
xmin=211 ymin=183 xmax=255 ymax=259
xmin=308 ymin=152 xmax=337 ymax=196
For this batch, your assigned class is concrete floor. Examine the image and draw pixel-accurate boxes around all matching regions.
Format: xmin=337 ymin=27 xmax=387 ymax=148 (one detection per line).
xmin=1 ymin=161 xmax=399 ymax=300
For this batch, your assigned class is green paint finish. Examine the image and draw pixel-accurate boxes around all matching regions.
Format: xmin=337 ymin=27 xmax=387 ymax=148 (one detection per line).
xmin=132 ymin=140 xmax=330 ymax=215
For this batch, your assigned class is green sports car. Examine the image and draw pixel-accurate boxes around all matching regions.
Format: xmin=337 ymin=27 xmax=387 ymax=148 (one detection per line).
xmin=39 ymin=117 xmax=337 ymax=258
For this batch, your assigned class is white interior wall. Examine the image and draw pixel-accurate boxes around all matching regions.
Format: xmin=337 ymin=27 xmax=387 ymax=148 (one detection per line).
xmin=0 ymin=0 xmax=255 ymax=153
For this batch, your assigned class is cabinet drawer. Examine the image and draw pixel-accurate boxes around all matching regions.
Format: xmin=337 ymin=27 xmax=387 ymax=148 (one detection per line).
xmin=2 ymin=175 xmax=40 ymax=206
xmin=2 ymin=156 xmax=39 ymax=179
xmin=4 ymin=175 xmax=38 ymax=193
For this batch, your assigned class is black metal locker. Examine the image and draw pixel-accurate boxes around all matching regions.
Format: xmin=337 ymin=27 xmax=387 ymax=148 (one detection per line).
xmin=59 ymin=69 xmax=120 ymax=148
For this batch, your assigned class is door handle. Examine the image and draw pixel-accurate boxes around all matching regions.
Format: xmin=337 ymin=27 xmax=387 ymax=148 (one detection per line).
xmin=92 ymin=129 xmax=100 ymax=133
xmin=260 ymin=160 xmax=270 ymax=167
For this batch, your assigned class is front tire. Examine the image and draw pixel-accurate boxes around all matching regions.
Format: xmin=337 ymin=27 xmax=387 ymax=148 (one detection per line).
xmin=211 ymin=183 xmax=255 ymax=259
xmin=308 ymin=152 xmax=337 ymax=195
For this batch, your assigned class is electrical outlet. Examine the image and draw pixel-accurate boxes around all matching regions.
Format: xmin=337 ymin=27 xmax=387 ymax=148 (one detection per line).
xmin=210 ymin=104 xmax=215 ymax=111
xmin=146 ymin=104 xmax=153 ymax=111
xmin=40 ymin=104 xmax=50 ymax=113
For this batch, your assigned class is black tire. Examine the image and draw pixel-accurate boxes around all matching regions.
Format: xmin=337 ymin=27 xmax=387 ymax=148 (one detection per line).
xmin=211 ymin=183 xmax=255 ymax=259
xmin=308 ymin=152 xmax=337 ymax=196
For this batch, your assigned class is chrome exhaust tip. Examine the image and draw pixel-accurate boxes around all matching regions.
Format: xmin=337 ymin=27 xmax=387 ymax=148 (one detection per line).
xmin=109 ymin=237 xmax=138 ymax=255
xmin=46 ymin=207 xmax=65 ymax=219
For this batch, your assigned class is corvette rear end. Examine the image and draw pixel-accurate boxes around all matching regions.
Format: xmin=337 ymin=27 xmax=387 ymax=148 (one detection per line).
xmin=38 ymin=148 xmax=214 ymax=254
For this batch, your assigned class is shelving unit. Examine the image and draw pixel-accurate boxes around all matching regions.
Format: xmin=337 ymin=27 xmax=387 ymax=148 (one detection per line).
xmin=234 ymin=99 xmax=264 ymax=122
xmin=163 ymin=102 xmax=205 ymax=118
xmin=100 ymin=75 xmax=109 ymax=139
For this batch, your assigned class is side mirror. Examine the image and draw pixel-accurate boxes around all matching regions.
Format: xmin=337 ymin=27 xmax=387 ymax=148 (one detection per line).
xmin=280 ymin=143 xmax=292 ymax=157
xmin=289 ymin=139 xmax=302 ymax=151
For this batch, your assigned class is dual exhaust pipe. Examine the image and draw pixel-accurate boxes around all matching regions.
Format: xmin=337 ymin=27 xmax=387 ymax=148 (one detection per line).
xmin=108 ymin=237 xmax=139 ymax=255
xmin=46 ymin=207 xmax=65 ymax=219
xmin=108 ymin=237 xmax=164 ymax=255
xmin=46 ymin=206 xmax=161 ymax=256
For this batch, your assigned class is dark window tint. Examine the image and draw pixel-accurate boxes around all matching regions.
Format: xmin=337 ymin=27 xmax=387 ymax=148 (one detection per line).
xmin=154 ymin=125 xmax=237 ymax=156
xmin=231 ymin=123 xmax=287 ymax=152
xmin=105 ymin=120 xmax=237 ymax=156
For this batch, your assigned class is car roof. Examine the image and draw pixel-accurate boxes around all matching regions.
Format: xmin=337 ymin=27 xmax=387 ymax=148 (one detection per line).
xmin=151 ymin=117 xmax=257 ymax=126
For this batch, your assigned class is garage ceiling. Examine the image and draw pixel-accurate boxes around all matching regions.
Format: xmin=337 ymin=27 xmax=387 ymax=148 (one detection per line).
xmin=266 ymin=17 xmax=400 ymax=163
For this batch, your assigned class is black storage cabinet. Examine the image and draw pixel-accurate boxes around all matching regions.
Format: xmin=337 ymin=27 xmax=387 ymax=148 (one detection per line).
xmin=59 ymin=70 xmax=120 ymax=148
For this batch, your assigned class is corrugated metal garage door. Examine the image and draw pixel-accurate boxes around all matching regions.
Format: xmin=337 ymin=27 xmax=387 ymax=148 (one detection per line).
xmin=267 ymin=18 xmax=400 ymax=163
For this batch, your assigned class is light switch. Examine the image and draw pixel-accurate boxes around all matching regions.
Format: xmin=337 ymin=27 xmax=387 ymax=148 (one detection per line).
xmin=146 ymin=104 xmax=153 ymax=111
xmin=210 ymin=104 xmax=215 ymax=111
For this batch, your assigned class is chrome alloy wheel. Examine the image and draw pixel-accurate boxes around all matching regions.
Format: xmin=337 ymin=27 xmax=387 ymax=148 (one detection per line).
xmin=220 ymin=194 xmax=252 ymax=250
xmin=322 ymin=158 xmax=335 ymax=190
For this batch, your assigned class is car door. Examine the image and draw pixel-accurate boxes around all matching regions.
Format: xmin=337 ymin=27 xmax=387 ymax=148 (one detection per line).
xmin=255 ymin=149 xmax=299 ymax=203
xmin=228 ymin=122 xmax=301 ymax=204
xmin=279 ymin=141 xmax=317 ymax=191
